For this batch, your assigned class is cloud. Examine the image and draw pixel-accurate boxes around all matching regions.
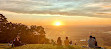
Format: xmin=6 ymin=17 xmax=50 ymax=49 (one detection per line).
xmin=103 ymin=6 xmax=111 ymax=8
xmin=0 ymin=0 xmax=111 ymax=18
xmin=96 ymin=13 xmax=111 ymax=15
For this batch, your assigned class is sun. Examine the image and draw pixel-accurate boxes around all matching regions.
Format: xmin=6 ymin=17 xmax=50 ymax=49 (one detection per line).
xmin=54 ymin=22 xmax=61 ymax=26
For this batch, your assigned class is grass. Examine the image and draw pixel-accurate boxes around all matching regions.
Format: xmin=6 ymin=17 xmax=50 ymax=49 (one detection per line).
xmin=10 ymin=44 xmax=86 ymax=49
xmin=0 ymin=43 xmax=11 ymax=49
xmin=0 ymin=44 xmax=110 ymax=49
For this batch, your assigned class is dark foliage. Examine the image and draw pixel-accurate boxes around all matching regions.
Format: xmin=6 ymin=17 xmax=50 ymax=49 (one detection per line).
xmin=0 ymin=14 xmax=49 ymax=44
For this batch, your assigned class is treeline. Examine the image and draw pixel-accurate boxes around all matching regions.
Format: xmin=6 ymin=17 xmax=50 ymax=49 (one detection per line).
xmin=0 ymin=14 xmax=49 ymax=44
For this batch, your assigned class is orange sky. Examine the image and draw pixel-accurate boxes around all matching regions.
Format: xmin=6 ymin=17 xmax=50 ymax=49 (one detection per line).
xmin=0 ymin=0 xmax=111 ymax=26
xmin=1 ymin=10 xmax=111 ymax=26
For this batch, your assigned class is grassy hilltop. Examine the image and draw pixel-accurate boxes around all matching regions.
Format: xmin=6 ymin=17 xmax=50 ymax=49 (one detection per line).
xmin=0 ymin=44 xmax=111 ymax=49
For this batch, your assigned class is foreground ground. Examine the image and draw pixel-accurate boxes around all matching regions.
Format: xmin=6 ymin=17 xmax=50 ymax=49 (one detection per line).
xmin=0 ymin=44 xmax=111 ymax=49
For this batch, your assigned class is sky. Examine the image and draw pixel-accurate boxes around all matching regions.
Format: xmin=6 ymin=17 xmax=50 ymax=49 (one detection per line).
xmin=0 ymin=0 xmax=111 ymax=26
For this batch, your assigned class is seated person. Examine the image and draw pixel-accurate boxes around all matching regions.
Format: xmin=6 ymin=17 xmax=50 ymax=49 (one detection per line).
xmin=88 ymin=36 xmax=95 ymax=48
xmin=13 ymin=37 xmax=24 ymax=47
xmin=93 ymin=37 xmax=103 ymax=49
xmin=64 ymin=37 xmax=69 ymax=46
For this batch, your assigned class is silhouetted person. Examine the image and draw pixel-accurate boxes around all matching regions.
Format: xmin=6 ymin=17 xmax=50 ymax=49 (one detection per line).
xmin=64 ymin=37 xmax=69 ymax=46
xmin=74 ymin=40 xmax=77 ymax=45
xmin=93 ymin=37 xmax=102 ymax=49
xmin=92 ymin=37 xmax=98 ymax=46
xmin=13 ymin=37 xmax=24 ymax=47
xmin=69 ymin=41 xmax=73 ymax=45
xmin=57 ymin=37 xmax=62 ymax=46
xmin=51 ymin=39 xmax=56 ymax=46
xmin=75 ymin=43 xmax=77 ymax=45
xmin=8 ymin=41 xmax=13 ymax=47
xmin=88 ymin=36 xmax=95 ymax=48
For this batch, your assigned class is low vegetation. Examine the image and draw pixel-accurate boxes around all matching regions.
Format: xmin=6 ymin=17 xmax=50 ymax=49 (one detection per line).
xmin=0 ymin=44 xmax=111 ymax=49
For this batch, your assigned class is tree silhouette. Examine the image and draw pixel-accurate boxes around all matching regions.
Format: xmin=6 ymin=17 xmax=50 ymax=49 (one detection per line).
xmin=0 ymin=14 xmax=8 ymax=23
xmin=0 ymin=14 xmax=49 ymax=44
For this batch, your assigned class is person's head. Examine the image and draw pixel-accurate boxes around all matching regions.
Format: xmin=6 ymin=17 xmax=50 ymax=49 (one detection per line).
xmin=89 ymin=36 xmax=92 ymax=38
xmin=92 ymin=37 xmax=96 ymax=39
xmin=66 ymin=37 xmax=68 ymax=39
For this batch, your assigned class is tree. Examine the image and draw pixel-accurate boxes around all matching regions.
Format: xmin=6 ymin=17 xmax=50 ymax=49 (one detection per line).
xmin=0 ymin=14 xmax=49 ymax=44
xmin=0 ymin=14 xmax=8 ymax=23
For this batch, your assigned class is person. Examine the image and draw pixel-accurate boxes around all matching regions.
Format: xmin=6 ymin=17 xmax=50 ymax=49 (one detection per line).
xmin=13 ymin=37 xmax=24 ymax=47
xmin=69 ymin=41 xmax=73 ymax=45
xmin=88 ymin=36 xmax=95 ymax=48
xmin=64 ymin=37 xmax=69 ymax=46
xmin=8 ymin=41 xmax=13 ymax=47
xmin=93 ymin=37 xmax=103 ymax=49
xmin=51 ymin=39 xmax=56 ymax=46
xmin=74 ymin=40 xmax=77 ymax=45
xmin=57 ymin=37 xmax=62 ymax=46
xmin=92 ymin=37 xmax=98 ymax=46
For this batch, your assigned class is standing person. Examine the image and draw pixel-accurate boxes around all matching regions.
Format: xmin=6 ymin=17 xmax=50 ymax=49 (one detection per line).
xmin=88 ymin=36 xmax=95 ymax=48
xmin=57 ymin=37 xmax=62 ymax=46
xmin=64 ymin=37 xmax=69 ymax=46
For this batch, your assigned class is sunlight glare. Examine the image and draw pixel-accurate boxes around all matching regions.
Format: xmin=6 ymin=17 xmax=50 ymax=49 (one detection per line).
xmin=55 ymin=22 xmax=61 ymax=26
